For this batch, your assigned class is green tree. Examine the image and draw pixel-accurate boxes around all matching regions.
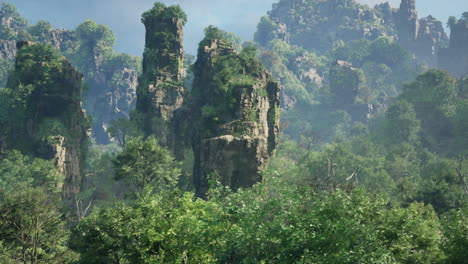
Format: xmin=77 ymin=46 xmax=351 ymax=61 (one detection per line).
xmin=447 ymin=16 xmax=457 ymax=29
xmin=441 ymin=207 xmax=468 ymax=264
xmin=400 ymin=69 xmax=458 ymax=153
xmin=107 ymin=116 xmax=143 ymax=147
xmin=113 ymin=136 xmax=180 ymax=194
xmin=70 ymin=190 xmax=224 ymax=264
xmin=28 ymin=20 xmax=53 ymax=42
xmin=416 ymin=158 xmax=466 ymax=214
xmin=203 ymin=25 xmax=242 ymax=51
xmin=0 ymin=187 xmax=73 ymax=264
xmin=73 ymin=19 xmax=116 ymax=76
xmin=0 ymin=3 xmax=28 ymax=39
xmin=384 ymin=99 xmax=421 ymax=145
xmin=0 ymin=150 xmax=60 ymax=191
xmin=141 ymin=2 xmax=187 ymax=25
xmin=254 ymin=16 xmax=278 ymax=47
xmin=378 ymin=202 xmax=445 ymax=263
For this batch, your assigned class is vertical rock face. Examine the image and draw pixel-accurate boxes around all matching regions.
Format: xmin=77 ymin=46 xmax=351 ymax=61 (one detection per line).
xmin=413 ymin=16 xmax=447 ymax=66
xmin=39 ymin=28 xmax=77 ymax=53
xmin=0 ymin=39 xmax=16 ymax=59
xmin=261 ymin=0 xmax=447 ymax=67
xmin=136 ymin=3 xmax=186 ymax=146
xmin=136 ymin=3 xmax=187 ymax=149
xmin=86 ymin=67 xmax=138 ymax=144
xmin=48 ymin=59 xmax=89 ymax=198
xmin=5 ymin=42 xmax=89 ymax=199
xmin=396 ymin=0 xmax=419 ymax=45
xmin=438 ymin=20 xmax=468 ymax=78
xmin=395 ymin=0 xmax=448 ymax=67
xmin=191 ymin=39 xmax=280 ymax=195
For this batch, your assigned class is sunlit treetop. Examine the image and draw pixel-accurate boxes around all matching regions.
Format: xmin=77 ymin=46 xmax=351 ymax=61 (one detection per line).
xmin=141 ymin=2 xmax=187 ymax=26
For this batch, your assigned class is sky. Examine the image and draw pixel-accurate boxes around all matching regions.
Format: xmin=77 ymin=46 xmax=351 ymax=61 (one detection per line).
xmin=4 ymin=0 xmax=468 ymax=55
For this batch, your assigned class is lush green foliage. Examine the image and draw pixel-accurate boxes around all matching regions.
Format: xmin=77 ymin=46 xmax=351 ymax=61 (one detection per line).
xmin=0 ymin=150 xmax=60 ymax=191
xmin=327 ymin=37 xmax=420 ymax=100
xmin=0 ymin=187 xmax=73 ymax=264
xmin=28 ymin=20 xmax=53 ymax=42
xmin=0 ymin=43 xmax=89 ymax=155
xmin=203 ymin=25 xmax=242 ymax=51
xmin=0 ymin=3 xmax=28 ymax=40
xmin=141 ymin=2 xmax=187 ymax=25
xmin=193 ymin=28 xmax=267 ymax=136
xmin=0 ymin=3 xmax=466 ymax=264
xmin=72 ymin=19 xmax=116 ymax=76
xmin=0 ymin=150 xmax=73 ymax=263
xmin=375 ymin=69 xmax=465 ymax=155
xmin=261 ymin=0 xmax=395 ymax=53
xmin=113 ymin=137 xmax=180 ymax=194
xmin=70 ymin=176 xmax=462 ymax=263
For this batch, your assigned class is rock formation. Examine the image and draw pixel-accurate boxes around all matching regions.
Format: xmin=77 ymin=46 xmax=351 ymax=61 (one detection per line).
xmin=191 ymin=39 xmax=280 ymax=196
xmin=396 ymin=0 xmax=419 ymax=46
xmin=35 ymin=28 xmax=77 ymax=54
xmin=438 ymin=18 xmax=468 ymax=78
xmin=86 ymin=67 xmax=138 ymax=144
xmin=135 ymin=3 xmax=186 ymax=147
xmin=0 ymin=7 xmax=139 ymax=144
xmin=262 ymin=0 xmax=447 ymax=67
xmin=0 ymin=39 xmax=16 ymax=59
xmin=395 ymin=0 xmax=448 ymax=67
xmin=4 ymin=41 xmax=89 ymax=199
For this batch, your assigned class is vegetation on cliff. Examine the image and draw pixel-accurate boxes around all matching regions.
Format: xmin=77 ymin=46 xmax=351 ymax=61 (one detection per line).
xmin=0 ymin=1 xmax=466 ymax=263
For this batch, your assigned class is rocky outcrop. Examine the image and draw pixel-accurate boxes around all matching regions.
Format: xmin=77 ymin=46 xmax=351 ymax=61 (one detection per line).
xmin=0 ymin=39 xmax=16 ymax=59
xmin=39 ymin=28 xmax=77 ymax=53
xmin=86 ymin=67 xmax=138 ymax=144
xmin=262 ymin=0 xmax=447 ymax=67
xmin=413 ymin=16 xmax=447 ymax=66
xmin=396 ymin=0 xmax=419 ymax=46
xmin=266 ymin=0 xmax=394 ymax=53
xmin=191 ymin=39 xmax=280 ymax=196
xmin=438 ymin=19 xmax=468 ymax=78
xmin=38 ymin=57 xmax=89 ymax=199
xmin=6 ymin=41 xmax=89 ymax=199
xmin=395 ymin=0 xmax=448 ymax=67
xmin=135 ymin=4 xmax=186 ymax=147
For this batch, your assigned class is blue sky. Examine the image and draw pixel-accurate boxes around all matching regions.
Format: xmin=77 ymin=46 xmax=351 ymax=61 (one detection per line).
xmin=4 ymin=0 xmax=467 ymax=55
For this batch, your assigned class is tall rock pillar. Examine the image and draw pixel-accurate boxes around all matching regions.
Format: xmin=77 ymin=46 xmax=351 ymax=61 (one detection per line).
xmin=4 ymin=41 xmax=89 ymax=199
xmin=135 ymin=3 xmax=187 ymax=147
xmin=438 ymin=18 xmax=468 ymax=78
xmin=396 ymin=0 xmax=419 ymax=48
xmin=191 ymin=36 xmax=280 ymax=196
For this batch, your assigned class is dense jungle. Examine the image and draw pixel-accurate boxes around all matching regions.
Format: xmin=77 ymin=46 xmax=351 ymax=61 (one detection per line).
xmin=0 ymin=0 xmax=467 ymax=263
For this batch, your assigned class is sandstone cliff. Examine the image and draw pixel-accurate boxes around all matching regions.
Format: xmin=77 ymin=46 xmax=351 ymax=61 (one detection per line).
xmin=191 ymin=39 xmax=280 ymax=195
